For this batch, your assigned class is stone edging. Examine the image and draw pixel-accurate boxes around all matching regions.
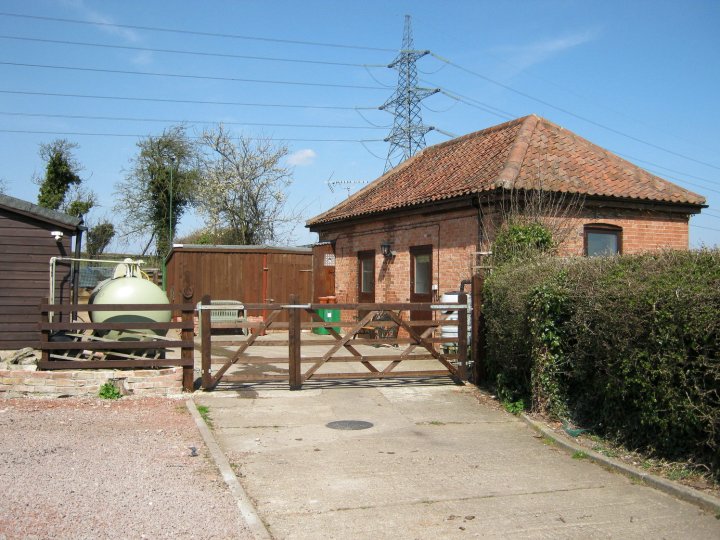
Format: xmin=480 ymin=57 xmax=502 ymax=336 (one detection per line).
xmin=520 ymin=413 xmax=720 ymax=515
xmin=185 ymin=399 xmax=272 ymax=540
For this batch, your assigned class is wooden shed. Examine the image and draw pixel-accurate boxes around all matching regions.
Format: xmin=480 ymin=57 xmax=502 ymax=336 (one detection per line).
xmin=165 ymin=245 xmax=313 ymax=308
xmin=0 ymin=194 xmax=81 ymax=350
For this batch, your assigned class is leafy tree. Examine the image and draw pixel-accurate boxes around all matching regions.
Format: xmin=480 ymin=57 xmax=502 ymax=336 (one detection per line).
xmin=0 ymin=178 xmax=7 ymax=194
xmin=85 ymin=221 xmax=115 ymax=257
xmin=196 ymin=125 xmax=298 ymax=245
xmin=36 ymin=140 xmax=83 ymax=209
xmin=114 ymin=126 xmax=199 ymax=257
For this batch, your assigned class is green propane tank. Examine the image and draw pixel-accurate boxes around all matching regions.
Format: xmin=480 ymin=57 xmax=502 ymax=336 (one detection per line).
xmin=89 ymin=261 xmax=170 ymax=339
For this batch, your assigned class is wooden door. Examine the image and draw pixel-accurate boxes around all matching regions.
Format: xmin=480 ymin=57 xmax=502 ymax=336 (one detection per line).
xmin=312 ymin=243 xmax=336 ymax=302
xmin=410 ymin=245 xmax=433 ymax=334
xmin=357 ymin=250 xmax=376 ymax=304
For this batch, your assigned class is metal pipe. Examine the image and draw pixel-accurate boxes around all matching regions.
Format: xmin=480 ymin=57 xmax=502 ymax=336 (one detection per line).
xmin=71 ymin=220 xmax=86 ymax=321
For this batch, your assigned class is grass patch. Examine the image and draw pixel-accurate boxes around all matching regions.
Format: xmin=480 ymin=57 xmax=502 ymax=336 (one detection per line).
xmin=196 ymin=404 xmax=212 ymax=426
xmin=541 ymin=436 xmax=556 ymax=446
xmin=572 ymin=451 xmax=588 ymax=460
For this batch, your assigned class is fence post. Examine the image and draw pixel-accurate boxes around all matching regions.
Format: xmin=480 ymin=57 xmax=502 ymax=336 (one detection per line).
xmin=458 ymin=293 xmax=468 ymax=381
xmin=288 ymin=293 xmax=302 ymax=390
xmin=471 ymin=274 xmax=486 ymax=383
xmin=181 ymin=292 xmax=195 ymax=392
xmin=200 ymin=295 xmax=212 ymax=390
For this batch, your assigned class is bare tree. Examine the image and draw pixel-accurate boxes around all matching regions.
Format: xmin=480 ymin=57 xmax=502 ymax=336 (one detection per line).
xmin=196 ymin=125 xmax=298 ymax=245
xmin=482 ymin=165 xmax=585 ymax=265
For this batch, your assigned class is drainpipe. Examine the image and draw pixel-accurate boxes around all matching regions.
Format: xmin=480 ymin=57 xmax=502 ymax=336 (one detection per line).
xmin=71 ymin=219 xmax=86 ymax=321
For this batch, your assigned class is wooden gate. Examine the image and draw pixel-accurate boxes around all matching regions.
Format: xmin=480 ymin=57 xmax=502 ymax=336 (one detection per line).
xmin=199 ymin=294 xmax=468 ymax=390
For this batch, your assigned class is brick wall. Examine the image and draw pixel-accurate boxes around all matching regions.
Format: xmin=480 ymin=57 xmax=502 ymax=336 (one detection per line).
xmin=0 ymin=367 xmax=184 ymax=397
xmin=325 ymin=209 xmax=479 ymax=304
xmin=554 ymin=209 xmax=689 ymax=255
xmin=319 ymin=204 xmax=691 ymax=304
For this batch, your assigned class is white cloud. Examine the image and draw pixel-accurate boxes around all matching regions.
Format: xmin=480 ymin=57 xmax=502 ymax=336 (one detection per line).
xmin=61 ymin=0 xmax=141 ymax=43
xmin=495 ymin=29 xmax=600 ymax=74
xmin=287 ymin=149 xmax=317 ymax=166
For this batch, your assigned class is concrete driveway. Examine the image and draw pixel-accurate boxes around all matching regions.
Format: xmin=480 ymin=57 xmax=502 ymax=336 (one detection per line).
xmin=196 ymin=382 xmax=720 ymax=539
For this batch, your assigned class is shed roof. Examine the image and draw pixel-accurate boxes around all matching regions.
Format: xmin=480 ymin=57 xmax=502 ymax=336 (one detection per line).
xmin=169 ymin=244 xmax=312 ymax=255
xmin=307 ymin=115 xmax=705 ymax=227
xmin=0 ymin=193 xmax=82 ymax=229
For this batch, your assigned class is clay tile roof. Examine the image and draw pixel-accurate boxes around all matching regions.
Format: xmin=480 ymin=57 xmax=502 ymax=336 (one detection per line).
xmin=307 ymin=115 xmax=705 ymax=227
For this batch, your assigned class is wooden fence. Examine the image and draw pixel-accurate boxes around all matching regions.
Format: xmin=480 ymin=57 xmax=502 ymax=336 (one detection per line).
xmin=38 ymin=302 xmax=196 ymax=392
xmin=199 ymin=294 xmax=468 ymax=390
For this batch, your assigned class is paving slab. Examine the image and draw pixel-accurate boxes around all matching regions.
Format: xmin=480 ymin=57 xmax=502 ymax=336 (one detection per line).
xmin=197 ymin=383 xmax=720 ymax=539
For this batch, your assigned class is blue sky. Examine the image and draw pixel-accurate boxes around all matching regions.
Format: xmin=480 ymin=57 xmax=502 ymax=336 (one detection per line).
xmin=1 ymin=0 xmax=719 ymax=249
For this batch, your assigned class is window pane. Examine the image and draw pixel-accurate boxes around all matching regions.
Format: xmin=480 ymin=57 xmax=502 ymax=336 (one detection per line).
xmin=414 ymin=253 xmax=431 ymax=294
xmin=360 ymin=257 xmax=374 ymax=293
xmin=587 ymin=231 xmax=618 ymax=256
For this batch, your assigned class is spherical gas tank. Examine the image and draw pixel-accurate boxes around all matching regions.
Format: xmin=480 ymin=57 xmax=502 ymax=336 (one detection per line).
xmin=90 ymin=277 xmax=171 ymax=336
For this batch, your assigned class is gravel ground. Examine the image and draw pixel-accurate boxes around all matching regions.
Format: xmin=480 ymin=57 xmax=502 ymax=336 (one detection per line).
xmin=0 ymin=397 xmax=251 ymax=539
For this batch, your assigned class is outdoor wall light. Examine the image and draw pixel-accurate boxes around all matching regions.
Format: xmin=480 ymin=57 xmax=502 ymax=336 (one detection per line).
xmin=50 ymin=231 xmax=64 ymax=241
xmin=380 ymin=242 xmax=394 ymax=258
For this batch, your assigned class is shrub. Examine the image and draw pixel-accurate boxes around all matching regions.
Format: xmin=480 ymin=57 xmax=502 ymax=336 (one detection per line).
xmin=98 ymin=381 xmax=122 ymax=400
xmin=483 ymin=256 xmax=564 ymax=402
xmin=483 ymin=250 xmax=720 ymax=477
xmin=492 ymin=222 xmax=554 ymax=266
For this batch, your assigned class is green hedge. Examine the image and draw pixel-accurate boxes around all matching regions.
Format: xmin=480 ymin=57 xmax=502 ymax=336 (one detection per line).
xmin=483 ymin=250 xmax=720 ymax=475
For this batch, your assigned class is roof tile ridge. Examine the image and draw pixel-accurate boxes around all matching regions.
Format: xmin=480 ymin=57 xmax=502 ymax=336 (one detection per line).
xmin=427 ymin=115 xmax=531 ymax=153
xmin=494 ymin=114 xmax=539 ymax=189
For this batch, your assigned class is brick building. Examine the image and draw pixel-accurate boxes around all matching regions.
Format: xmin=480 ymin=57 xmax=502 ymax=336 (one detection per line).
xmin=306 ymin=115 xmax=705 ymax=305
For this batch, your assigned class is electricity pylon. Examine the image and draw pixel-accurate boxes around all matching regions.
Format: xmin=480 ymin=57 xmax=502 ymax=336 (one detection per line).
xmin=380 ymin=15 xmax=439 ymax=171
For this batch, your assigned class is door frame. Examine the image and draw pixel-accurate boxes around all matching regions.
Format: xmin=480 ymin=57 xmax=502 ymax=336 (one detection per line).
xmin=357 ymin=250 xmax=376 ymax=304
xmin=409 ymin=245 xmax=433 ymax=331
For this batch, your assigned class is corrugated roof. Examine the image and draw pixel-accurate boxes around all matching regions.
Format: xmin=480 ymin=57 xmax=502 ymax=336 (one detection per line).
xmin=307 ymin=115 xmax=705 ymax=227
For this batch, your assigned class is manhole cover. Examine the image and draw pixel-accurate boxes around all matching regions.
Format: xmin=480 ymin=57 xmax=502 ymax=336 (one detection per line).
xmin=326 ymin=420 xmax=374 ymax=430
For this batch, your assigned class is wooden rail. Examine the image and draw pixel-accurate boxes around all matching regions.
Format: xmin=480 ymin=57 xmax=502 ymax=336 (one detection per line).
xmin=200 ymin=294 xmax=469 ymax=390
xmin=38 ymin=301 xmax=196 ymax=392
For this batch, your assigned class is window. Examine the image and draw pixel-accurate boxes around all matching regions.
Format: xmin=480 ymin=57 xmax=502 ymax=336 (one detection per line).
xmin=413 ymin=252 xmax=431 ymax=294
xmin=357 ymin=250 xmax=375 ymax=303
xmin=584 ymin=224 xmax=622 ymax=256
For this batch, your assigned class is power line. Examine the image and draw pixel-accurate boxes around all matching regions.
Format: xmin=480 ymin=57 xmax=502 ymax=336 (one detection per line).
xmin=613 ymin=151 xmax=719 ymax=188
xmin=0 ymin=89 xmax=378 ymax=110
xmin=0 ymin=34 xmax=386 ymax=68
xmin=429 ymin=52 xmax=720 ymax=172
xmin=437 ymin=88 xmax=515 ymax=120
xmin=691 ymin=223 xmax=720 ymax=232
xmin=0 ymin=61 xmax=387 ymax=90
xmin=0 ymin=11 xmax=396 ymax=52
xmin=0 ymin=128 xmax=385 ymax=143
xmin=0 ymin=111 xmax=387 ymax=130
xmin=411 ymin=13 xmax=718 ymax=156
